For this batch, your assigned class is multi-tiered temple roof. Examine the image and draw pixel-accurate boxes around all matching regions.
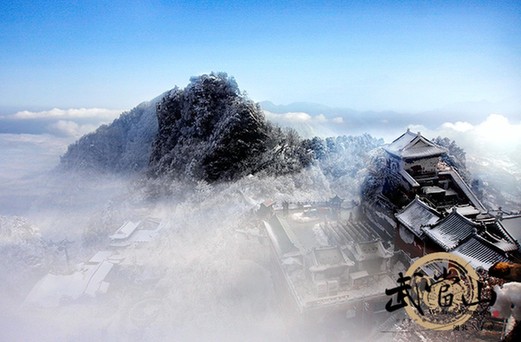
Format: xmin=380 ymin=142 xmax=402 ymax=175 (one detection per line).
xmin=387 ymin=130 xmax=520 ymax=268
xmin=383 ymin=129 xmax=446 ymax=159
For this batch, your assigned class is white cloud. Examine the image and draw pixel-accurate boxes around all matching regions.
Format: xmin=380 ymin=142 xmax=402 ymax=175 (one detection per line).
xmin=0 ymin=133 xmax=69 ymax=180
xmin=278 ymin=111 xmax=312 ymax=122
xmin=264 ymin=110 xmax=344 ymax=124
xmin=0 ymin=107 xmax=121 ymax=137
xmin=441 ymin=121 xmax=474 ymax=132
xmin=262 ymin=110 xmax=347 ymax=138
xmin=315 ymin=114 xmax=327 ymax=122
xmin=429 ymin=114 xmax=521 ymax=157
xmin=7 ymin=108 xmax=121 ymax=120
xmin=47 ymin=120 xmax=99 ymax=138
xmin=474 ymin=114 xmax=520 ymax=143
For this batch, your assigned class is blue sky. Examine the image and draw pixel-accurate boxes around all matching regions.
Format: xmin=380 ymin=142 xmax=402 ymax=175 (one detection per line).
xmin=1 ymin=0 xmax=520 ymax=114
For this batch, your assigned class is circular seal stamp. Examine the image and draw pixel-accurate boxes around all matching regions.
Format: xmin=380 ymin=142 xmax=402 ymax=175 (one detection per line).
xmin=404 ymin=252 xmax=480 ymax=331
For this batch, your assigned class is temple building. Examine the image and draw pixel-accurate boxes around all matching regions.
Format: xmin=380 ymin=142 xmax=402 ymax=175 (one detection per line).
xmin=384 ymin=128 xmax=446 ymax=185
xmin=385 ymin=130 xmax=520 ymax=268
xmin=262 ymin=199 xmax=402 ymax=318
xmin=260 ymin=129 xmax=520 ymax=328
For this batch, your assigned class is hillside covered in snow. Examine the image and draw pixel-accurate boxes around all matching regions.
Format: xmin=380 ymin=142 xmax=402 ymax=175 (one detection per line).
xmin=60 ymin=73 xmax=312 ymax=182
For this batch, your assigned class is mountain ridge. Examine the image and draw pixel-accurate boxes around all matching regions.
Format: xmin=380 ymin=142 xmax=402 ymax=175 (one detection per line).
xmin=60 ymin=73 xmax=311 ymax=182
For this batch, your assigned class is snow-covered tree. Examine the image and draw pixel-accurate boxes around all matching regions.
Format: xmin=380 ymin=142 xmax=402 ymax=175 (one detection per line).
xmin=149 ymin=72 xmax=311 ymax=183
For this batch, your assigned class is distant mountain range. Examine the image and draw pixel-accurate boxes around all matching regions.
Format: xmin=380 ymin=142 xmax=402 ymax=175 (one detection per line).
xmin=261 ymin=100 xmax=418 ymax=141
xmin=259 ymin=101 xmax=353 ymax=116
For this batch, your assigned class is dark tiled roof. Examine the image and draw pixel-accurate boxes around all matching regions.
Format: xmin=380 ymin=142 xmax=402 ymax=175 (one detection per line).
xmin=452 ymin=235 xmax=508 ymax=269
xmin=384 ymin=130 xmax=446 ymax=159
xmin=478 ymin=225 xmax=519 ymax=252
xmin=439 ymin=170 xmax=486 ymax=212
xmin=395 ymin=197 xmax=441 ymax=237
xmin=324 ymin=220 xmax=380 ymax=245
xmin=423 ymin=210 xmax=476 ymax=251
xmin=501 ymin=215 xmax=521 ymax=243
xmin=264 ymin=216 xmax=299 ymax=257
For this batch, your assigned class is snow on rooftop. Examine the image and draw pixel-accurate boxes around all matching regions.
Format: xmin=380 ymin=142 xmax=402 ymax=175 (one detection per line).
xmin=422 ymin=210 xmax=476 ymax=251
xmin=454 ymin=205 xmax=480 ymax=217
xmin=491 ymin=239 xmax=519 ymax=252
xmin=130 ymin=229 xmax=160 ymax=243
xmin=439 ymin=169 xmax=486 ymax=212
xmin=281 ymin=213 xmax=327 ymax=250
xmin=24 ymin=273 xmax=86 ymax=307
xmin=263 ymin=219 xmax=299 ymax=257
xmin=452 ymin=236 xmax=508 ymax=269
xmin=500 ymin=215 xmax=521 ymax=244
xmin=88 ymin=250 xmax=113 ymax=264
xmin=385 ymin=129 xmax=418 ymax=152
xmin=110 ymin=220 xmax=140 ymax=240
xmin=395 ymin=197 xmax=441 ymax=237
xmin=384 ymin=130 xmax=445 ymax=159
xmin=422 ymin=186 xmax=445 ymax=195
xmin=84 ymin=261 xmax=113 ymax=297
xmin=24 ymin=261 xmax=115 ymax=307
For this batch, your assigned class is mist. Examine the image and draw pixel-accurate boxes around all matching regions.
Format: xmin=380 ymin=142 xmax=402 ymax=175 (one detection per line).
xmin=0 ymin=134 xmax=365 ymax=341
xmin=1 ymin=109 xmax=520 ymax=341
xmin=1 ymin=173 xmax=378 ymax=340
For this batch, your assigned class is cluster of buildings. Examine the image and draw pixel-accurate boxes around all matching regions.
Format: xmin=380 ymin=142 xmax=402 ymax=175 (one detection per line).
xmin=261 ymin=129 xmax=521 ymax=327
xmin=261 ymin=196 xmax=407 ymax=322
xmin=24 ymin=217 xmax=162 ymax=307
xmin=385 ymin=129 xmax=520 ymax=268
